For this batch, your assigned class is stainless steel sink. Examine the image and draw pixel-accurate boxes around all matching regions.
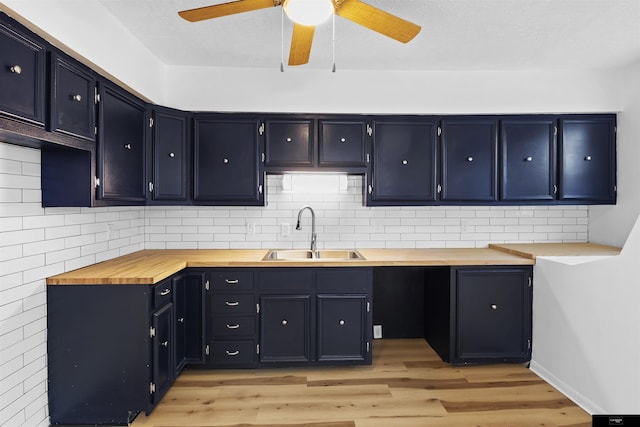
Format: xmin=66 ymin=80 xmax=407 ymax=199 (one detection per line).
xmin=263 ymin=249 xmax=365 ymax=261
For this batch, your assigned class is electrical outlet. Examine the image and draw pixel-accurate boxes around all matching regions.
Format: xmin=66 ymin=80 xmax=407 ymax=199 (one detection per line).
xmin=280 ymin=223 xmax=290 ymax=238
xmin=107 ymin=223 xmax=116 ymax=240
xmin=373 ymin=324 xmax=383 ymax=339
xmin=246 ymin=222 xmax=256 ymax=235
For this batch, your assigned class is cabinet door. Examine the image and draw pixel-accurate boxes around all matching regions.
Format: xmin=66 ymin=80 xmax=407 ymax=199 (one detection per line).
xmin=173 ymin=273 xmax=206 ymax=374
xmin=260 ymin=295 xmax=311 ymax=363
xmin=194 ymin=117 xmax=263 ymax=205
xmin=265 ymin=119 xmax=313 ymax=168
xmin=441 ymin=118 xmax=498 ymax=202
xmin=50 ymin=51 xmax=96 ymax=141
xmin=151 ymin=302 xmax=173 ymax=408
xmin=97 ymin=82 xmax=147 ymax=202
xmin=501 ymin=118 xmax=556 ymax=201
xmin=0 ymin=17 xmax=45 ymax=126
xmin=369 ymin=118 xmax=438 ymax=205
xmin=317 ymin=295 xmax=368 ymax=362
xmin=151 ymin=107 xmax=189 ymax=201
xmin=454 ymin=268 xmax=531 ymax=363
xmin=559 ymin=115 xmax=616 ymax=203
xmin=319 ymin=120 xmax=367 ymax=168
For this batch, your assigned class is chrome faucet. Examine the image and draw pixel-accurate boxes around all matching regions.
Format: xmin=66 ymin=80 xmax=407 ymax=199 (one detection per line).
xmin=296 ymin=205 xmax=317 ymax=254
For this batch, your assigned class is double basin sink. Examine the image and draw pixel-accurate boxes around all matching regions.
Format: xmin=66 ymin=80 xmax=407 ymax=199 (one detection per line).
xmin=263 ymin=249 xmax=365 ymax=261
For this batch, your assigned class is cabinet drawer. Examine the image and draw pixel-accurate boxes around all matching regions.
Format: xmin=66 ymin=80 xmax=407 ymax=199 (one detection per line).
xmin=153 ymin=282 xmax=173 ymax=308
xmin=209 ymin=340 xmax=257 ymax=367
xmin=316 ymin=268 xmax=371 ymax=293
xmin=210 ymin=271 xmax=254 ymax=290
xmin=258 ymin=269 xmax=313 ymax=291
xmin=211 ymin=294 xmax=255 ymax=315
xmin=211 ymin=316 xmax=256 ymax=338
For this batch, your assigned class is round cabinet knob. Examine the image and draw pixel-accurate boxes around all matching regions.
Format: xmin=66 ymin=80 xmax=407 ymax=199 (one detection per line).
xmin=124 ymin=143 xmax=132 ymax=150
xmin=223 ymin=158 xmax=229 ymax=164
xmin=525 ymin=156 xmax=533 ymax=162
xmin=177 ymin=317 xmax=185 ymax=323
xmin=339 ymin=319 xmax=345 ymax=326
xmin=72 ymin=94 xmax=82 ymax=102
xmin=340 ymin=137 xmax=346 ymax=143
xmin=490 ymin=304 xmax=498 ymax=310
xmin=161 ymin=341 xmax=169 ymax=347
xmin=585 ymin=155 xmax=592 ymax=161
xmin=169 ymin=152 xmax=175 ymax=158
xmin=402 ymin=160 xmax=408 ymax=165
xmin=10 ymin=65 xmax=22 ymax=74
xmin=281 ymin=319 xmax=288 ymax=326
xmin=286 ymin=137 xmax=292 ymax=143
xmin=466 ymin=156 xmax=474 ymax=162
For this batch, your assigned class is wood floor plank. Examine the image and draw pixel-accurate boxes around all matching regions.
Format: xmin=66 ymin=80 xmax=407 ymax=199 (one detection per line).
xmin=132 ymin=339 xmax=591 ymax=427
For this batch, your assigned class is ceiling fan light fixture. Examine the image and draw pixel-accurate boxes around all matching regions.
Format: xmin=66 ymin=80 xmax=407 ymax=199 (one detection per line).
xmin=283 ymin=0 xmax=334 ymax=26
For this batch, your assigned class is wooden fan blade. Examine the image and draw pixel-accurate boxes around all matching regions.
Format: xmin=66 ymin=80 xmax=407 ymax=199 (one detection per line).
xmin=335 ymin=0 xmax=421 ymax=43
xmin=288 ymin=23 xmax=315 ymax=66
xmin=178 ymin=0 xmax=277 ymax=22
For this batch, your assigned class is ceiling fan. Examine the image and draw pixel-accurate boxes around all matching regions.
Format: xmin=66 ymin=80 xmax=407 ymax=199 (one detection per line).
xmin=178 ymin=0 xmax=421 ymax=66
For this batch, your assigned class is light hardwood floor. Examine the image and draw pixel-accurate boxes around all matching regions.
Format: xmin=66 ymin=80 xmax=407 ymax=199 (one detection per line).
xmin=133 ymin=339 xmax=591 ymax=427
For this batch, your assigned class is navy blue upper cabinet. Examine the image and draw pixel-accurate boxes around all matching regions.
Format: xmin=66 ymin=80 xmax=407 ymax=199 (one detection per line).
xmin=559 ymin=115 xmax=616 ymax=203
xmin=441 ymin=118 xmax=499 ymax=202
xmin=97 ymin=81 xmax=147 ymax=203
xmin=49 ymin=51 xmax=96 ymax=142
xmin=368 ymin=117 xmax=439 ymax=205
xmin=193 ymin=116 xmax=264 ymax=205
xmin=265 ymin=118 xmax=313 ymax=168
xmin=0 ymin=15 xmax=45 ymax=127
xmin=501 ymin=118 xmax=556 ymax=201
xmin=318 ymin=119 xmax=368 ymax=169
xmin=149 ymin=107 xmax=190 ymax=202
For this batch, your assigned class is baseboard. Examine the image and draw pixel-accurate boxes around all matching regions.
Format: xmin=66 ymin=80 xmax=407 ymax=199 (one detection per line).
xmin=529 ymin=360 xmax=607 ymax=415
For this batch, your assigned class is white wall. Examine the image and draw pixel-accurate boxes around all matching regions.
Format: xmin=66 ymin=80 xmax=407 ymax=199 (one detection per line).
xmin=165 ymin=66 xmax=622 ymax=114
xmin=590 ymin=60 xmax=640 ymax=247
xmin=530 ymin=214 xmax=640 ymax=414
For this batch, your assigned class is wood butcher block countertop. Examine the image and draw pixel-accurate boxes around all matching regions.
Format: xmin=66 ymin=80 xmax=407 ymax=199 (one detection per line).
xmin=46 ymin=243 xmax=621 ymax=285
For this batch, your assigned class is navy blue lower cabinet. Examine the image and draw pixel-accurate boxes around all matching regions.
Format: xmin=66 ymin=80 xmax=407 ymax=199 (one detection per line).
xmin=47 ymin=273 xmax=208 ymax=425
xmin=260 ymin=294 xmax=312 ymax=363
xmin=425 ymin=266 xmax=533 ymax=364
xmin=48 ymin=284 xmax=160 ymax=425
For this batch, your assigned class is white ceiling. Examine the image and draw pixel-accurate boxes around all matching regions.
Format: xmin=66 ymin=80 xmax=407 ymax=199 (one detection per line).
xmin=94 ymin=0 xmax=640 ymax=72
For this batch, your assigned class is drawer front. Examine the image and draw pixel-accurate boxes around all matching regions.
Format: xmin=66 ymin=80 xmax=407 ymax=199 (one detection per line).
xmin=211 ymin=316 xmax=256 ymax=338
xmin=209 ymin=340 xmax=257 ymax=367
xmin=210 ymin=271 xmax=254 ymax=290
xmin=258 ymin=269 xmax=313 ymax=291
xmin=153 ymin=281 xmax=173 ymax=308
xmin=211 ymin=294 xmax=255 ymax=315
xmin=316 ymin=268 xmax=371 ymax=293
